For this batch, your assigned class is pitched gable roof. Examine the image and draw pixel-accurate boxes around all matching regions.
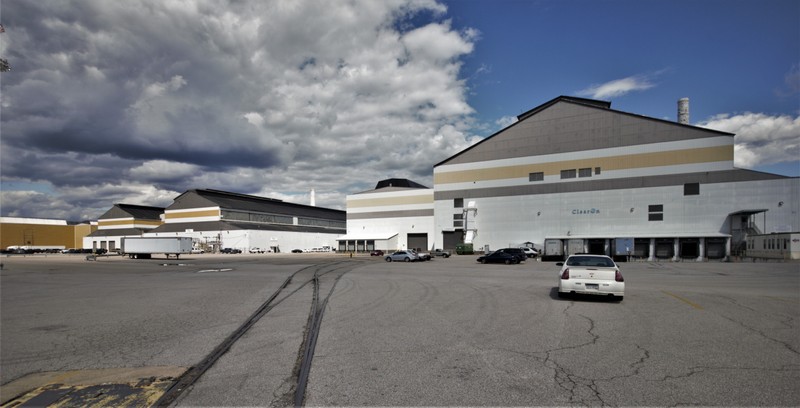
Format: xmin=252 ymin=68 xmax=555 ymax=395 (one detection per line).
xmin=98 ymin=204 xmax=164 ymax=220
xmin=435 ymin=96 xmax=734 ymax=167
xmin=170 ymin=189 xmax=345 ymax=221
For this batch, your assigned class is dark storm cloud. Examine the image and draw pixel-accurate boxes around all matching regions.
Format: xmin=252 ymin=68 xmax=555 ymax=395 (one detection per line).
xmin=1 ymin=0 xmax=480 ymax=219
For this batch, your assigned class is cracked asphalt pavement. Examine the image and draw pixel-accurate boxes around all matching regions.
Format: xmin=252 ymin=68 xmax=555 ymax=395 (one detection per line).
xmin=2 ymin=254 xmax=798 ymax=406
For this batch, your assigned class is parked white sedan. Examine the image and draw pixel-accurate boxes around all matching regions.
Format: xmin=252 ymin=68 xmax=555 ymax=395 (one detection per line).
xmin=556 ymin=254 xmax=624 ymax=300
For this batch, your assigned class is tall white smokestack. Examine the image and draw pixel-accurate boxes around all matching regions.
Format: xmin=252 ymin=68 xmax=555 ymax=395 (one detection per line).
xmin=310 ymin=189 xmax=316 ymax=206
xmin=678 ymin=98 xmax=689 ymax=125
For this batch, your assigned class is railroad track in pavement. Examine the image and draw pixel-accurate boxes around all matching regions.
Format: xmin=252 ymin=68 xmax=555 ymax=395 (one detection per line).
xmin=154 ymin=259 xmax=360 ymax=407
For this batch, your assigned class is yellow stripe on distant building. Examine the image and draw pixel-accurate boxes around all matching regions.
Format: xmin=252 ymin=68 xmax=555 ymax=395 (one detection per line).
xmin=347 ymin=194 xmax=434 ymax=209
xmin=434 ymin=145 xmax=733 ymax=184
xmin=165 ymin=209 xmax=220 ymax=219
xmin=98 ymin=219 xmax=162 ymax=227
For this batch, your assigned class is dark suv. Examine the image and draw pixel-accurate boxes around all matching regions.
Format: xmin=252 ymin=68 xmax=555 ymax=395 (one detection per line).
xmin=496 ymin=248 xmax=527 ymax=262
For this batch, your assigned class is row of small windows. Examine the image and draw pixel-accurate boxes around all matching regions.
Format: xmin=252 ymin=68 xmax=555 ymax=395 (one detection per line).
xmin=298 ymin=217 xmax=346 ymax=229
xmin=561 ymin=167 xmax=601 ymax=179
xmin=528 ymin=168 xmax=602 ymax=182
xmin=751 ymin=238 xmax=789 ymax=250
xmin=222 ymin=210 xmax=293 ymax=225
xmin=530 ymin=173 xmax=701 ymax=196
xmin=221 ymin=210 xmax=345 ymax=229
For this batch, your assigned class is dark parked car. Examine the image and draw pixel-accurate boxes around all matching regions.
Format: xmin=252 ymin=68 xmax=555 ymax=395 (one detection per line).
xmin=477 ymin=251 xmax=520 ymax=264
xmin=495 ymin=248 xmax=527 ymax=262
xmin=291 ymin=249 xmax=303 ymax=253
xmin=221 ymin=248 xmax=242 ymax=254
xmin=370 ymin=250 xmax=385 ymax=256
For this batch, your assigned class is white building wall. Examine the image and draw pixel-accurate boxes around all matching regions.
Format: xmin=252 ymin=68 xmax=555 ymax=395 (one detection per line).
xmin=144 ymin=229 xmax=343 ymax=253
xmin=435 ymin=178 xmax=799 ymax=251
xmin=345 ymin=188 xmax=435 ymax=251
xmin=347 ymin=215 xmax=434 ymax=250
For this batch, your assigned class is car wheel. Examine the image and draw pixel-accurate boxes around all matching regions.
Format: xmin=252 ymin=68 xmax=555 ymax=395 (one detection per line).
xmin=404 ymin=257 xmax=410 ymax=262
xmin=616 ymin=296 xmax=624 ymax=302
xmin=558 ymin=291 xmax=568 ymax=299
xmin=480 ymin=259 xmax=487 ymax=264
xmin=505 ymin=259 xmax=511 ymax=264
xmin=385 ymin=257 xmax=392 ymax=262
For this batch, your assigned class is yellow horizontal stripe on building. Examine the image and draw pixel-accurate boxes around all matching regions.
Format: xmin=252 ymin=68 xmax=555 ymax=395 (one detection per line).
xmin=434 ymin=145 xmax=733 ymax=184
xmin=347 ymin=194 xmax=434 ymax=209
xmin=98 ymin=219 xmax=162 ymax=227
xmin=165 ymin=209 xmax=220 ymax=219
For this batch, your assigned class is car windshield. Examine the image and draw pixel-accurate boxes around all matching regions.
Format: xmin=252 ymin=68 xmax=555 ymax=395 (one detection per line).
xmin=566 ymin=256 xmax=615 ymax=267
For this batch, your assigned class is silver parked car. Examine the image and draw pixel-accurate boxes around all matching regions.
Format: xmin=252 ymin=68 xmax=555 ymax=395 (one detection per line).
xmin=385 ymin=250 xmax=419 ymax=262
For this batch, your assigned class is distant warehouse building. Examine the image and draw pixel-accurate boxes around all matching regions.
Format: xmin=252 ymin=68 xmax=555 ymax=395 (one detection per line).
xmin=1 ymin=217 xmax=95 ymax=251
xmin=144 ymin=189 xmax=346 ymax=253
xmin=431 ymin=96 xmax=799 ymax=261
xmin=84 ymin=204 xmax=164 ymax=252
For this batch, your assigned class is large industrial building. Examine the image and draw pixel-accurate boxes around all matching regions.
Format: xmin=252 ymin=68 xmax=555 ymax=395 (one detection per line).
xmin=129 ymin=189 xmax=345 ymax=253
xmin=1 ymin=217 xmax=95 ymax=251
xmin=345 ymin=96 xmax=799 ymax=260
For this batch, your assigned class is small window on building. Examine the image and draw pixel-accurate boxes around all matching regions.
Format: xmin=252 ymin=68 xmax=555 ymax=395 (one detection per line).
xmin=595 ymin=167 xmax=601 ymax=175
xmin=561 ymin=169 xmax=576 ymax=179
xmin=578 ymin=168 xmax=592 ymax=178
xmin=684 ymin=183 xmax=700 ymax=196
xmin=648 ymin=204 xmax=664 ymax=222
xmin=454 ymin=198 xmax=463 ymax=208
xmin=529 ymin=172 xmax=544 ymax=182
xmin=453 ymin=213 xmax=463 ymax=220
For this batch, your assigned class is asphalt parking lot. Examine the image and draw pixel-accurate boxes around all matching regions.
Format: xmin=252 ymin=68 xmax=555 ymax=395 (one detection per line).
xmin=1 ymin=253 xmax=798 ymax=406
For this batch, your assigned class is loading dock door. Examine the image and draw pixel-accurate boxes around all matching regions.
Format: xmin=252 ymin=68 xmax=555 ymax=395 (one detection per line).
xmin=443 ymin=231 xmax=460 ymax=251
xmin=407 ymin=233 xmax=428 ymax=252
xmin=680 ymin=239 xmax=699 ymax=259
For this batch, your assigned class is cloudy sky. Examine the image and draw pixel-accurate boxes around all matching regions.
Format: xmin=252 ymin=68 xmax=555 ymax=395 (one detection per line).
xmin=1 ymin=0 xmax=798 ymax=221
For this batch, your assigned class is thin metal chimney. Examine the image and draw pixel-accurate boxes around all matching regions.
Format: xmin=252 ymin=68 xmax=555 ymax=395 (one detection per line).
xmin=678 ymin=98 xmax=689 ymax=124
xmin=310 ymin=189 xmax=316 ymax=206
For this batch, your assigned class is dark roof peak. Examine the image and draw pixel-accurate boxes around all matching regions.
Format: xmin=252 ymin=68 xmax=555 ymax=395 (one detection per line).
xmin=375 ymin=178 xmax=429 ymax=190
xmin=191 ymin=189 xmax=284 ymax=203
xmin=516 ymin=95 xmax=611 ymax=121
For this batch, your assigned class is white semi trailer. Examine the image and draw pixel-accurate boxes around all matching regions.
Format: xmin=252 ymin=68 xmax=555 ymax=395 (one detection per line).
xmin=121 ymin=237 xmax=193 ymax=259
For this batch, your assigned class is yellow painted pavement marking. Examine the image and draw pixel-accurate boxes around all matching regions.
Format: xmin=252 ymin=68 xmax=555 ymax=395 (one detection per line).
xmin=662 ymin=290 xmax=703 ymax=310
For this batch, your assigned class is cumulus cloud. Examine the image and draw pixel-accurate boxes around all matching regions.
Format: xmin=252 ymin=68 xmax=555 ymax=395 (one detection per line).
xmin=577 ymin=74 xmax=657 ymax=99
xmin=495 ymin=115 xmax=518 ymax=130
xmin=697 ymin=112 xmax=800 ymax=168
xmin=0 ymin=0 xmax=479 ymax=219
